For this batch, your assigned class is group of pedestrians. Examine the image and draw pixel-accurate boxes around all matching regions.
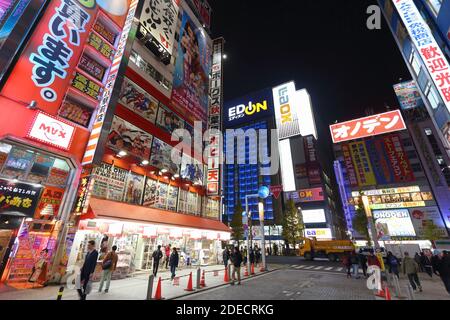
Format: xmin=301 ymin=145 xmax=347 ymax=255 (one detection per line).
xmin=151 ymin=244 xmax=179 ymax=280
xmin=343 ymin=249 xmax=378 ymax=279
xmin=233 ymin=245 xmax=262 ymax=267
xmin=222 ymin=246 xmax=244 ymax=285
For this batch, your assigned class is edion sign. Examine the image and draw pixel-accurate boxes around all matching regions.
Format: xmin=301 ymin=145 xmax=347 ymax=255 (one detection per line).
xmin=28 ymin=112 xmax=75 ymax=150
xmin=330 ymin=110 xmax=406 ymax=144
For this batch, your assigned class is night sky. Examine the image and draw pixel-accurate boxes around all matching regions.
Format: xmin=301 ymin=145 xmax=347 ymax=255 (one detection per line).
xmin=210 ymin=0 xmax=412 ymax=149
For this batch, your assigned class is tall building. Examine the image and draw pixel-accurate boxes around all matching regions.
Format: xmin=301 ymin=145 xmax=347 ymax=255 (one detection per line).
xmin=0 ymin=0 xmax=229 ymax=287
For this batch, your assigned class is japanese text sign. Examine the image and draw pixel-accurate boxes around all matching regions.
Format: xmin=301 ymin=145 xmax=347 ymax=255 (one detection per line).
xmin=393 ymin=0 xmax=450 ymax=114
xmin=330 ymin=110 xmax=406 ymax=144
xmin=0 ymin=178 xmax=43 ymax=217
xmin=27 ymin=112 xmax=75 ymax=150
xmin=393 ymin=80 xmax=424 ymax=110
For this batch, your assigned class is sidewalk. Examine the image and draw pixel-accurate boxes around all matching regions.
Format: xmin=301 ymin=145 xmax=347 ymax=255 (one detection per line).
xmin=0 ymin=264 xmax=268 ymax=300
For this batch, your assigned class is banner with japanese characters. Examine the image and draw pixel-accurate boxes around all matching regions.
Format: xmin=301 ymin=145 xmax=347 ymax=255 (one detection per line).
xmin=0 ymin=178 xmax=43 ymax=217
xmin=341 ymin=143 xmax=358 ymax=187
xmin=171 ymin=10 xmax=211 ymax=125
xmin=1 ymin=0 xmax=133 ymax=115
xmin=365 ymin=138 xmax=394 ymax=185
xmin=35 ymin=186 xmax=65 ymax=218
xmin=393 ymin=0 xmax=450 ymax=114
xmin=91 ymin=163 xmax=127 ymax=201
xmin=393 ymin=80 xmax=424 ymax=110
xmin=382 ymin=133 xmax=415 ymax=183
xmin=139 ymin=0 xmax=180 ymax=55
xmin=348 ymin=141 xmax=377 ymax=187
xmin=330 ymin=110 xmax=406 ymax=144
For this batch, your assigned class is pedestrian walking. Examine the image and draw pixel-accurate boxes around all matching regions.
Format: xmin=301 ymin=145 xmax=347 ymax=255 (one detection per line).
xmin=414 ymin=252 xmax=424 ymax=273
xmin=165 ymin=244 xmax=171 ymax=269
xmin=420 ymin=252 xmax=433 ymax=278
xmin=243 ymin=247 xmax=248 ymax=266
xmin=230 ymin=246 xmax=243 ymax=285
xmin=342 ymin=253 xmax=351 ymax=278
xmin=223 ymin=247 xmax=230 ymax=268
xmin=402 ymin=252 xmax=422 ymax=292
xmin=386 ymin=251 xmax=400 ymax=278
xmin=358 ymin=249 xmax=368 ymax=278
xmin=98 ymin=245 xmax=118 ymax=293
xmin=77 ymin=240 xmax=99 ymax=300
xmin=169 ymin=247 xmax=179 ymax=280
xmin=255 ymin=245 xmax=261 ymax=267
xmin=367 ymin=250 xmax=381 ymax=269
xmin=249 ymin=247 xmax=255 ymax=266
xmin=349 ymin=251 xmax=360 ymax=279
xmin=436 ymin=250 xmax=450 ymax=295
xmin=431 ymin=251 xmax=441 ymax=276
xmin=152 ymin=245 xmax=163 ymax=277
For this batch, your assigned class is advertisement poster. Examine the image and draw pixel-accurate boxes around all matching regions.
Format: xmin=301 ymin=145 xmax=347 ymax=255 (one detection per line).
xmin=27 ymin=154 xmax=55 ymax=184
xmin=167 ymin=185 xmax=179 ymax=211
xmin=373 ymin=209 xmax=416 ymax=237
xmin=0 ymin=178 xmax=43 ymax=217
xmin=393 ymin=80 xmax=424 ymax=110
xmin=1 ymin=146 xmax=34 ymax=179
xmin=365 ymin=138 xmax=394 ymax=185
xmin=341 ymin=143 xmax=358 ymax=187
xmin=35 ymin=186 xmax=65 ymax=218
xmin=171 ymin=11 xmax=211 ymax=125
xmin=154 ymin=182 xmax=168 ymax=209
xmin=306 ymin=163 xmax=322 ymax=186
xmin=47 ymin=167 xmax=69 ymax=187
xmin=295 ymin=164 xmax=307 ymax=179
xmin=409 ymin=207 xmax=448 ymax=238
xmin=139 ymin=0 xmax=180 ymax=55
xmin=143 ymin=177 xmax=158 ymax=207
xmin=383 ymin=134 xmax=415 ymax=183
xmin=92 ymin=163 xmax=127 ymax=201
xmin=156 ymin=104 xmax=184 ymax=133
xmin=349 ymin=141 xmax=376 ymax=187
xmin=181 ymin=155 xmax=204 ymax=185
xmin=123 ymin=172 xmax=145 ymax=205
xmin=119 ymin=77 xmax=158 ymax=124
xmin=149 ymin=138 xmax=180 ymax=175
xmin=107 ymin=116 xmax=153 ymax=160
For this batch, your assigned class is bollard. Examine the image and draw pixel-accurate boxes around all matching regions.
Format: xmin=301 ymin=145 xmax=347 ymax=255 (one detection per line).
xmin=228 ymin=264 xmax=232 ymax=282
xmin=405 ymin=284 xmax=415 ymax=300
xmin=196 ymin=268 xmax=201 ymax=289
xmin=393 ymin=275 xmax=403 ymax=298
xmin=56 ymin=286 xmax=64 ymax=300
xmin=146 ymin=274 xmax=154 ymax=300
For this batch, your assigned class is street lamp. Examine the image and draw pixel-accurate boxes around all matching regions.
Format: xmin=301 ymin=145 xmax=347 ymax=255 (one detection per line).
xmin=361 ymin=195 xmax=380 ymax=249
xmin=259 ymin=201 xmax=267 ymax=271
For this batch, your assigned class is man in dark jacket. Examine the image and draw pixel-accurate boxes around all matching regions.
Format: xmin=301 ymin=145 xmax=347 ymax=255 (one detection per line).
xmin=230 ymin=247 xmax=243 ymax=285
xmin=249 ymin=247 xmax=255 ymax=266
xmin=420 ymin=252 xmax=433 ymax=278
xmin=152 ymin=245 xmax=163 ymax=277
xmin=222 ymin=248 xmax=230 ymax=268
xmin=438 ymin=251 xmax=450 ymax=294
xmin=169 ymin=247 xmax=179 ymax=280
xmin=358 ymin=249 xmax=368 ymax=277
xmin=78 ymin=240 xmax=98 ymax=300
xmin=349 ymin=251 xmax=360 ymax=279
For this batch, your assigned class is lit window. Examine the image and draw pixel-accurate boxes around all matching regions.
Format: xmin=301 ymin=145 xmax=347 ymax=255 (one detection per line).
xmin=410 ymin=50 xmax=422 ymax=76
xmin=424 ymin=128 xmax=433 ymax=136
xmin=427 ymin=0 xmax=442 ymax=16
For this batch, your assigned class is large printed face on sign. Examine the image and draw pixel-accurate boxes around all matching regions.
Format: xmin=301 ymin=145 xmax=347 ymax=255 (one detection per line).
xmin=156 ymin=104 xmax=184 ymax=133
xmin=171 ymin=11 xmax=211 ymax=125
xmin=373 ymin=209 xmax=416 ymax=238
xmin=119 ymin=77 xmax=158 ymax=123
xmin=107 ymin=116 xmax=153 ymax=160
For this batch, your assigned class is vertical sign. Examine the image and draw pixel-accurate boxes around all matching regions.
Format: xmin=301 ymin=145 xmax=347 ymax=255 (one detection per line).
xmin=341 ymin=143 xmax=358 ymax=187
xmin=393 ymin=80 xmax=424 ymax=110
xmin=272 ymin=81 xmax=301 ymax=140
xmin=348 ymin=141 xmax=376 ymax=187
xmin=393 ymin=0 xmax=450 ymax=113
xmin=382 ymin=134 xmax=415 ymax=183
xmin=206 ymin=38 xmax=224 ymax=196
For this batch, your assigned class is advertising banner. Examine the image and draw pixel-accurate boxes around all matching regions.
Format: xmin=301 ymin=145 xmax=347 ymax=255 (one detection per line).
xmin=365 ymin=138 xmax=394 ymax=185
xmin=393 ymin=80 xmax=424 ymax=110
xmin=341 ymin=143 xmax=358 ymax=187
xmin=306 ymin=163 xmax=322 ymax=186
xmin=185 ymin=0 xmax=211 ymax=30
xmin=273 ymin=81 xmax=301 ymax=140
xmin=393 ymin=0 xmax=450 ymax=114
xmin=302 ymin=209 xmax=326 ymax=224
xmin=123 ymin=172 xmax=145 ymax=205
xmin=373 ymin=209 xmax=416 ymax=237
xmin=156 ymin=104 xmax=184 ymax=133
xmin=28 ymin=154 xmax=55 ymax=184
xmin=74 ymin=174 xmax=94 ymax=215
xmin=289 ymin=187 xmax=325 ymax=203
xmin=35 ymin=186 xmax=65 ymax=218
xmin=349 ymin=141 xmax=377 ymax=187
xmin=149 ymin=138 xmax=180 ymax=175
xmin=408 ymin=207 xmax=448 ymax=238
xmin=181 ymin=155 xmax=204 ymax=185
xmin=171 ymin=10 xmax=211 ymax=125
xmin=139 ymin=0 xmax=180 ymax=55
xmin=330 ymin=110 xmax=406 ymax=143
xmin=1 ymin=146 xmax=34 ymax=180
xmin=92 ymin=163 xmax=127 ymax=201
xmin=119 ymin=77 xmax=158 ymax=123
xmin=0 ymin=178 xmax=43 ymax=217
xmin=107 ymin=116 xmax=153 ymax=160
xmin=382 ymin=134 xmax=415 ymax=183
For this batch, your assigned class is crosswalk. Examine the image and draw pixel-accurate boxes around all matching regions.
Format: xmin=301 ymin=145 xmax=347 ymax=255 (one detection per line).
xmin=289 ymin=265 xmax=363 ymax=274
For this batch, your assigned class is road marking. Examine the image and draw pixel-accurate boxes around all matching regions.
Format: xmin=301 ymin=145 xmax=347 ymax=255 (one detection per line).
xmin=359 ymin=269 xmax=363 ymax=273
xmin=314 ymin=266 xmax=324 ymax=270
xmin=303 ymin=266 xmax=314 ymax=270
xmin=290 ymin=265 xmax=297 ymax=268
xmin=336 ymin=267 xmax=343 ymax=271
xmin=294 ymin=265 xmax=306 ymax=269
xmin=324 ymin=267 xmax=333 ymax=271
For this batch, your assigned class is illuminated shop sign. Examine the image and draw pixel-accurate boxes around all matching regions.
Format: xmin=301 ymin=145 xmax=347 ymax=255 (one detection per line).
xmin=352 ymin=186 xmax=421 ymax=197
xmin=373 ymin=209 xmax=416 ymax=238
xmin=273 ymin=81 xmax=301 ymax=140
xmin=302 ymin=209 xmax=326 ymax=224
xmin=305 ymin=228 xmax=332 ymax=239
xmin=27 ymin=112 xmax=75 ymax=150
xmin=228 ymin=100 xmax=269 ymax=122
xmin=0 ymin=178 xmax=43 ymax=217
xmin=370 ymin=201 xmax=426 ymax=210
xmin=289 ymin=187 xmax=324 ymax=203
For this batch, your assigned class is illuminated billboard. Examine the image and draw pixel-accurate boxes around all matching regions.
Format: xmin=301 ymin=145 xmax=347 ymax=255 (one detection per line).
xmin=373 ymin=209 xmax=416 ymax=238
xmin=273 ymin=81 xmax=301 ymax=140
xmin=305 ymin=228 xmax=332 ymax=239
xmin=330 ymin=110 xmax=407 ymax=144
xmin=288 ymin=187 xmax=324 ymax=203
xmin=393 ymin=80 xmax=424 ymax=110
xmin=302 ymin=209 xmax=326 ymax=224
xmin=296 ymin=89 xmax=317 ymax=139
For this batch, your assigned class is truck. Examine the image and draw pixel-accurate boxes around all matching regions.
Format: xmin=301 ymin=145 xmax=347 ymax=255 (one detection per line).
xmin=298 ymin=237 xmax=355 ymax=261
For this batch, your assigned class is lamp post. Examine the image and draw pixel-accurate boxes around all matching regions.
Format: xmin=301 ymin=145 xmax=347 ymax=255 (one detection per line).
xmin=245 ymin=193 xmax=259 ymax=276
xmin=361 ymin=195 xmax=380 ymax=249
xmin=259 ymin=201 xmax=267 ymax=271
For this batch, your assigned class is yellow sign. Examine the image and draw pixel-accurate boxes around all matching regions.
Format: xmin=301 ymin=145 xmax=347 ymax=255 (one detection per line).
xmin=349 ymin=141 xmax=376 ymax=187
xmin=370 ymin=201 xmax=426 ymax=210
xmin=376 ymin=252 xmax=385 ymax=271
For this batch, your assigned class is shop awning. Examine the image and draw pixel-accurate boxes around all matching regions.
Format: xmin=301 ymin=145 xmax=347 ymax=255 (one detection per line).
xmin=89 ymin=198 xmax=231 ymax=233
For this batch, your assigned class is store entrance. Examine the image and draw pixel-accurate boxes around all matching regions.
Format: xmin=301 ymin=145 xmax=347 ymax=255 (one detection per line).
xmin=0 ymin=215 xmax=23 ymax=281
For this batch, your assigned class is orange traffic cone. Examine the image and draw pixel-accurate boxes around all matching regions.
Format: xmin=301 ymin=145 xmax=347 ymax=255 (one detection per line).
xmin=200 ymin=270 xmax=207 ymax=288
xmin=244 ymin=266 xmax=249 ymax=277
xmin=260 ymin=264 xmax=265 ymax=272
xmin=224 ymin=267 xmax=229 ymax=283
xmin=375 ymin=287 xmax=385 ymax=297
xmin=185 ymin=272 xmax=194 ymax=291
xmin=154 ymin=277 xmax=162 ymax=300
xmin=251 ymin=263 xmax=255 ymax=275
xmin=385 ymin=287 xmax=391 ymax=300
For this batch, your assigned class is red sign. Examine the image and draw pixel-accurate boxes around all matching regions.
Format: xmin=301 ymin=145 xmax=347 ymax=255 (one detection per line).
xmin=307 ymin=163 xmax=322 ymax=186
xmin=270 ymin=185 xmax=283 ymax=199
xmin=296 ymin=187 xmax=324 ymax=202
xmin=382 ymin=134 xmax=415 ymax=183
xmin=35 ymin=186 xmax=65 ymax=218
xmin=330 ymin=110 xmax=406 ymax=143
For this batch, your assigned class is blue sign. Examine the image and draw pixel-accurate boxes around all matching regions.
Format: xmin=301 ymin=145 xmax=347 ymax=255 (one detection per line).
xmin=258 ymin=186 xmax=270 ymax=199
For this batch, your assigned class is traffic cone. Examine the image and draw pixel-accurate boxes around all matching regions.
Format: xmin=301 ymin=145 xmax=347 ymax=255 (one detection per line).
xmin=224 ymin=267 xmax=229 ymax=283
xmin=251 ymin=263 xmax=255 ymax=275
xmin=185 ymin=272 xmax=194 ymax=292
xmin=260 ymin=265 xmax=265 ymax=272
xmin=244 ymin=266 xmax=249 ymax=277
xmin=200 ymin=270 xmax=207 ymax=288
xmin=375 ymin=287 xmax=385 ymax=298
xmin=385 ymin=287 xmax=391 ymax=301
xmin=154 ymin=277 xmax=162 ymax=300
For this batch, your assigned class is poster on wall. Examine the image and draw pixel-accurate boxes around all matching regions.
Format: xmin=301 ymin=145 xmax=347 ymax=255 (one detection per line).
xmin=171 ymin=10 xmax=211 ymax=125
xmin=119 ymin=77 xmax=158 ymax=124
xmin=409 ymin=207 xmax=448 ymax=238
xmin=167 ymin=184 xmax=178 ymax=211
xmin=107 ymin=116 xmax=153 ymax=160
xmin=149 ymin=138 xmax=180 ymax=175
xmin=383 ymin=134 xmax=415 ymax=183
xmin=92 ymin=163 xmax=127 ymax=201
xmin=35 ymin=186 xmax=65 ymax=218
xmin=373 ymin=209 xmax=416 ymax=238
xmin=393 ymin=80 xmax=424 ymax=110
xmin=181 ymin=155 xmax=204 ymax=185
xmin=156 ymin=104 xmax=184 ymax=133
xmin=27 ymin=154 xmax=55 ymax=184
xmin=143 ymin=177 xmax=158 ymax=207
xmin=0 ymin=178 xmax=43 ymax=217
xmin=123 ymin=172 xmax=145 ymax=205
xmin=1 ymin=147 xmax=34 ymax=179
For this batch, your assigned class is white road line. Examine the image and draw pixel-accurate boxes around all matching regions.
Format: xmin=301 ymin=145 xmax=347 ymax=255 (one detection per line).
xmin=294 ymin=265 xmax=306 ymax=269
xmin=324 ymin=267 xmax=333 ymax=271
xmin=303 ymin=266 xmax=314 ymax=270
xmin=335 ymin=267 xmax=343 ymax=271
xmin=314 ymin=266 xmax=324 ymax=270
xmin=359 ymin=269 xmax=363 ymax=273
xmin=290 ymin=265 xmax=297 ymax=268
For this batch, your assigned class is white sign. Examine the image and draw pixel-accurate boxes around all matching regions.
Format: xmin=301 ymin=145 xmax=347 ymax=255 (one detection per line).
xmin=140 ymin=0 xmax=180 ymax=54
xmin=408 ymin=207 xmax=448 ymax=238
xmin=305 ymin=228 xmax=332 ymax=239
xmin=273 ymin=81 xmax=301 ymax=140
xmin=393 ymin=0 xmax=450 ymax=114
xmin=351 ymin=186 xmax=421 ymax=197
xmin=297 ymin=89 xmax=317 ymax=139
xmin=28 ymin=112 xmax=75 ymax=150
xmin=302 ymin=209 xmax=327 ymax=224
xmin=373 ymin=209 xmax=416 ymax=237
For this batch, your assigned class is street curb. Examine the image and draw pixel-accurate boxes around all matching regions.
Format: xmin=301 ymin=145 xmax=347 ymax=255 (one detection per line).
xmin=168 ymin=268 xmax=280 ymax=300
